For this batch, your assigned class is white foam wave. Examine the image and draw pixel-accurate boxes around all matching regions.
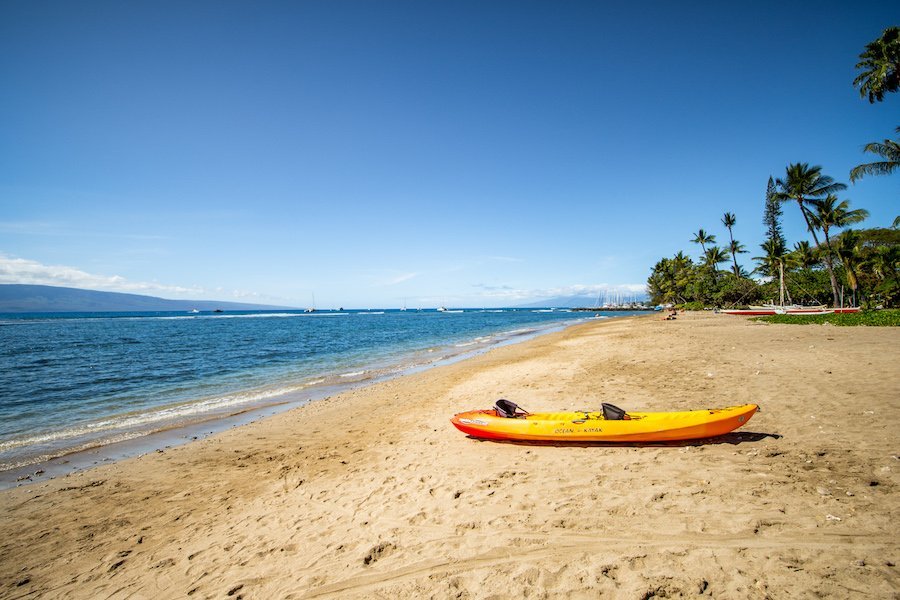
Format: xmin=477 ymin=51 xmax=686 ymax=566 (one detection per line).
xmin=0 ymin=381 xmax=323 ymax=454
xmin=339 ymin=371 xmax=367 ymax=378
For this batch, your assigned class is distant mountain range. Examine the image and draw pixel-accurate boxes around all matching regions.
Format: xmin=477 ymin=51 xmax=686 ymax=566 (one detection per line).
xmin=515 ymin=294 xmax=648 ymax=308
xmin=0 ymin=284 xmax=294 ymax=313
xmin=0 ymin=285 xmax=650 ymax=313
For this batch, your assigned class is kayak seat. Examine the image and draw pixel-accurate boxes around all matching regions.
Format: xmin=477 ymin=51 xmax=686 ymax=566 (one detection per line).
xmin=602 ymin=402 xmax=627 ymax=420
xmin=495 ymin=399 xmax=525 ymax=418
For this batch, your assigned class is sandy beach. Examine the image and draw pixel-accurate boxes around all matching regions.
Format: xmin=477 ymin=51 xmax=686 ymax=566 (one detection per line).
xmin=1 ymin=312 xmax=898 ymax=599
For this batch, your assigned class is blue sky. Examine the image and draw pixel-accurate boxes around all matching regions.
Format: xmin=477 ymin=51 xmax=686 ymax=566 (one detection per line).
xmin=1 ymin=1 xmax=898 ymax=308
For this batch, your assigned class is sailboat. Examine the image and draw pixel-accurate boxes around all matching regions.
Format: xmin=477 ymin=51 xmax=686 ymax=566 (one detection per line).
xmin=304 ymin=293 xmax=316 ymax=313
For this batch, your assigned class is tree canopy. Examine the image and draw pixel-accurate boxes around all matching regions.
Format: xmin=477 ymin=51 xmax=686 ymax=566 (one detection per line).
xmin=853 ymin=26 xmax=900 ymax=103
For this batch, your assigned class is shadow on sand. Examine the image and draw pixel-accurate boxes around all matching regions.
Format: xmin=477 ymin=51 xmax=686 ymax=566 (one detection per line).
xmin=466 ymin=430 xmax=782 ymax=448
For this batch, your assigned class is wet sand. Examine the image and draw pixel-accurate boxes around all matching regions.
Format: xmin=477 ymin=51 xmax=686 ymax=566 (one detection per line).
xmin=1 ymin=312 xmax=897 ymax=598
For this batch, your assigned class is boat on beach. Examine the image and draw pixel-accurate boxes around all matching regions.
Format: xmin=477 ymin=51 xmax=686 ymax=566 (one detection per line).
xmin=719 ymin=306 xmax=860 ymax=316
xmin=719 ymin=261 xmax=861 ymax=316
xmin=451 ymin=400 xmax=758 ymax=443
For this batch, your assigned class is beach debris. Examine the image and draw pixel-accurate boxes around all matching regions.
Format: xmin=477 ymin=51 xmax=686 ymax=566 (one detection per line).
xmin=826 ymin=514 xmax=842 ymax=521
xmin=362 ymin=542 xmax=395 ymax=566
xmin=816 ymin=486 xmax=832 ymax=496
xmin=108 ymin=559 xmax=126 ymax=572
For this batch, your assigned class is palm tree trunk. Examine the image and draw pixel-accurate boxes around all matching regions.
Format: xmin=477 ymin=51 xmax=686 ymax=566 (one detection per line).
xmin=798 ymin=201 xmax=840 ymax=307
xmin=727 ymin=227 xmax=739 ymax=275
xmin=822 ymin=227 xmax=842 ymax=306
xmin=779 ymin=261 xmax=785 ymax=307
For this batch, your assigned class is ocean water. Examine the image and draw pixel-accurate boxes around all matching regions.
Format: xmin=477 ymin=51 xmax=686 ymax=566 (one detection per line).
xmin=0 ymin=308 xmax=638 ymax=472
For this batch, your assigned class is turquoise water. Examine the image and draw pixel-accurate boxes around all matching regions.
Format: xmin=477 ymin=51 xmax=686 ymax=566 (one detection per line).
xmin=0 ymin=308 xmax=638 ymax=471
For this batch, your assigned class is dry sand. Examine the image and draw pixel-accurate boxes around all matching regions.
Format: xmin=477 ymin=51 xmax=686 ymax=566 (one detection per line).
xmin=1 ymin=312 xmax=898 ymax=599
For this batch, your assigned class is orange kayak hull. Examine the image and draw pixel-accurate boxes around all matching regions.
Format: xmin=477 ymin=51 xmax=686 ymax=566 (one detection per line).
xmin=451 ymin=404 xmax=758 ymax=442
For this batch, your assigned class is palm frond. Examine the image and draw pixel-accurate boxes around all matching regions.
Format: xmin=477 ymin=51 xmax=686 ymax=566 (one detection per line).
xmin=860 ymin=140 xmax=900 ymax=161
xmin=850 ymin=161 xmax=899 ymax=182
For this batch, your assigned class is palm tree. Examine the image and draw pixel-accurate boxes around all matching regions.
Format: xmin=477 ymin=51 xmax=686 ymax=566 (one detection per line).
xmin=774 ymin=163 xmax=848 ymax=306
xmin=867 ymin=245 xmax=900 ymax=282
xmin=836 ymin=231 xmax=864 ymax=307
xmin=691 ymin=229 xmax=716 ymax=255
xmin=853 ymin=26 xmax=900 ymax=103
xmin=754 ymin=240 xmax=791 ymax=306
xmin=648 ymin=253 xmax=696 ymax=305
xmin=721 ymin=212 xmax=743 ymax=275
xmin=809 ymin=195 xmax=870 ymax=260
xmin=789 ymin=241 xmax=819 ymax=269
xmin=722 ymin=212 xmax=736 ymax=232
xmin=647 ymin=259 xmax=675 ymax=305
xmin=728 ymin=241 xmax=747 ymax=275
xmin=850 ymin=128 xmax=900 ymax=183
xmin=754 ymin=239 xmax=786 ymax=278
xmin=703 ymin=246 xmax=730 ymax=276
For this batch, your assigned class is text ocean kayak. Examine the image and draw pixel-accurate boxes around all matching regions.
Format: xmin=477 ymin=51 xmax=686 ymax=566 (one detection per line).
xmin=451 ymin=402 xmax=758 ymax=442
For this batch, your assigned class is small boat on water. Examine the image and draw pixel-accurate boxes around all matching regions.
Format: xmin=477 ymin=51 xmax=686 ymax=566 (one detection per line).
xmin=451 ymin=400 xmax=758 ymax=443
xmin=304 ymin=292 xmax=317 ymax=313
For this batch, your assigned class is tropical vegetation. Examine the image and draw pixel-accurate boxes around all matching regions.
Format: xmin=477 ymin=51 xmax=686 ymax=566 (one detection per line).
xmin=850 ymin=127 xmax=900 ymax=183
xmin=754 ymin=309 xmax=900 ymax=327
xmin=647 ymin=171 xmax=899 ymax=309
xmin=853 ymin=25 xmax=900 ymax=103
xmin=647 ymin=26 xmax=900 ymax=312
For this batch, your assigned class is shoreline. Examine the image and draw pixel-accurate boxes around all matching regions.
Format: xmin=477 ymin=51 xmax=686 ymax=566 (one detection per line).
xmin=0 ymin=314 xmax=599 ymax=489
xmin=1 ymin=312 xmax=897 ymax=598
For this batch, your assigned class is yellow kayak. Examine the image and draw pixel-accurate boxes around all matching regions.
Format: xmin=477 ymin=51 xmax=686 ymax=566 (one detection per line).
xmin=451 ymin=400 xmax=758 ymax=442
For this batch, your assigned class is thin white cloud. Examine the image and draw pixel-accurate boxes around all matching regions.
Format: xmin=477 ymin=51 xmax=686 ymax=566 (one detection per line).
xmin=387 ymin=272 xmax=418 ymax=285
xmin=486 ymin=255 xmax=524 ymax=263
xmin=0 ymin=221 xmax=61 ymax=235
xmin=0 ymin=253 xmax=202 ymax=296
xmin=0 ymin=220 xmax=165 ymax=241
xmin=470 ymin=282 xmax=647 ymax=302
xmin=371 ymin=271 xmax=419 ymax=286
